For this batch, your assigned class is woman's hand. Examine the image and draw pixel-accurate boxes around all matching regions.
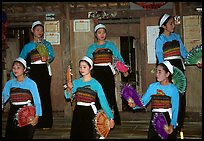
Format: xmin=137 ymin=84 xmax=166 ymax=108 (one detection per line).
xmin=67 ymin=82 xmax=73 ymax=89
xmin=67 ymin=82 xmax=73 ymax=93
xmin=109 ymin=119 xmax=115 ymax=128
xmin=41 ymin=56 xmax=48 ymax=62
xmin=30 ymin=116 xmax=39 ymax=126
xmin=123 ymin=71 xmax=129 ymax=77
xmin=64 ymin=82 xmax=73 ymax=93
xmin=128 ymin=101 xmax=136 ymax=108
xmin=196 ymin=61 xmax=202 ymax=68
xmin=165 ymin=124 xmax=173 ymax=134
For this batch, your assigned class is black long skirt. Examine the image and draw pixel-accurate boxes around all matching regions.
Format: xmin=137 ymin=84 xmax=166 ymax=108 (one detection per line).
xmin=5 ymin=104 xmax=35 ymax=139
xmin=70 ymin=105 xmax=97 ymax=139
xmin=168 ymin=59 xmax=186 ymax=132
xmin=148 ymin=112 xmax=177 ymax=139
xmin=92 ymin=66 xmax=121 ymax=125
xmin=29 ymin=64 xmax=53 ymax=128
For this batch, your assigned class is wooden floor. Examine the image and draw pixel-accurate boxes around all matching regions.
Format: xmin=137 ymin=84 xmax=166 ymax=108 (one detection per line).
xmin=2 ymin=111 xmax=202 ymax=139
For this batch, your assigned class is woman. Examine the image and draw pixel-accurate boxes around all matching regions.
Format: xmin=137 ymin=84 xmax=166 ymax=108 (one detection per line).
xmin=2 ymin=57 xmax=42 ymax=139
xmin=64 ymin=56 xmax=114 ymax=139
xmin=19 ymin=20 xmax=54 ymax=129
xmin=128 ymin=61 xmax=179 ymax=139
xmin=155 ymin=14 xmax=188 ymax=133
xmin=86 ymin=23 xmax=129 ymax=125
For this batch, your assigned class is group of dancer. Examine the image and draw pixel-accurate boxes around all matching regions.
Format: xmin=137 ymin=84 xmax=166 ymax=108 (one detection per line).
xmin=63 ymin=13 xmax=187 ymax=139
xmin=2 ymin=13 xmax=201 ymax=139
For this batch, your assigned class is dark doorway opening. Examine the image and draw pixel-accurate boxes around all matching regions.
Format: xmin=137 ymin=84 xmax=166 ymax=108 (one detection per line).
xmin=120 ymin=36 xmax=136 ymax=111
xmin=6 ymin=27 xmax=31 ymax=51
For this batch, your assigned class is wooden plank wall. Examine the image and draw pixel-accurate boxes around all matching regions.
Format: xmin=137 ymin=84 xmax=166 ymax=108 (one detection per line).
xmin=69 ymin=20 xmax=95 ymax=79
xmin=185 ymin=66 xmax=202 ymax=112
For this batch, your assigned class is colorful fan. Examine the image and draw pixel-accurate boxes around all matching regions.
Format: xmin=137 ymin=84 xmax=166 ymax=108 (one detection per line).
xmin=120 ymin=84 xmax=144 ymax=108
xmin=113 ymin=57 xmax=129 ymax=73
xmin=94 ymin=110 xmax=110 ymax=139
xmin=115 ymin=61 xmax=129 ymax=73
xmin=17 ymin=106 xmax=36 ymax=127
xmin=36 ymin=43 xmax=49 ymax=62
xmin=172 ymin=66 xmax=187 ymax=94
xmin=185 ymin=45 xmax=202 ymax=65
xmin=152 ymin=112 xmax=168 ymax=139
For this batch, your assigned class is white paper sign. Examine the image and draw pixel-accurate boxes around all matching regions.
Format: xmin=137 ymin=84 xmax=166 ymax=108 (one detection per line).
xmin=44 ymin=32 xmax=60 ymax=45
xmin=74 ymin=19 xmax=90 ymax=32
xmin=146 ymin=26 xmax=159 ymax=64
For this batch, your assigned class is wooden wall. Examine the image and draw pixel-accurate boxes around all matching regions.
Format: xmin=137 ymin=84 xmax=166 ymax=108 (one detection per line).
xmin=69 ymin=20 xmax=95 ymax=79
xmin=139 ymin=16 xmax=161 ymax=94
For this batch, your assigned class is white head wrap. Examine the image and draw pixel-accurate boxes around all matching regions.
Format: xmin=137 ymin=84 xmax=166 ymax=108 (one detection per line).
xmin=31 ymin=21 xmax=43 ymax=30
xmin=162 ymin=60 xmax=173 ymax=74
xmin=94 ymin=24 xmax=106 ymax=32
xmin=159 ymin=14 xmax=171 ymax=27
xmin=80 ymin=56 xmax=93 ymax=70
xmin=15 ymin=57 xmax=27 ymax=69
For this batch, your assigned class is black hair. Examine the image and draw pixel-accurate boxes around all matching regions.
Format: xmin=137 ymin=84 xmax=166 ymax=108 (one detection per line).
xmin=158 ymin=14 xmax=173 ymax=36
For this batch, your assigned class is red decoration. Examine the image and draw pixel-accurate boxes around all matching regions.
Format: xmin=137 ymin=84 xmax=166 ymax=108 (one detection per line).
xmin=135 ymin=2 xmax=167 ymax=10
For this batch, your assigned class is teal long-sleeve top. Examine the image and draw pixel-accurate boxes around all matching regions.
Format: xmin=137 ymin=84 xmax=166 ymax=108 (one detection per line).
xmin=133 ymin=82 xmax=179 ymax=129
xmin=19 ymin=39 xmax=54 ymax=63
xmin=155 ymin=33 xmax=188 ymax=64
xmin=64 ymin=77 xmax=114 ymax=120
xmin=2 ymin=77 xmax=42 ymax=116
xmin=86 ymin=40 xmax=125 ymax=64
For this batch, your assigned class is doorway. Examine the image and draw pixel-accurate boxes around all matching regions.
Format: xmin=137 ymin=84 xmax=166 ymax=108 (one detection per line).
xmin=120 ymin=36 xmax=136 ymax=111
